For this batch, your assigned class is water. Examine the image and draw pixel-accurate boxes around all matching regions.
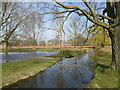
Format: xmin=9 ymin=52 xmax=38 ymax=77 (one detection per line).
xmin=0 ymin=51 xmax=59 ymax=63
xmin=5 ymin=50 xmax=96 ymax=88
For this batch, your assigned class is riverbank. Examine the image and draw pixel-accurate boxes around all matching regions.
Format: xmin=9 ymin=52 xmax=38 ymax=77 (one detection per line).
xmin=2 ymin=49 xmax=83 ymax=88
xmin=2 ymin=58 xmax=62 ymax=88
xmin=87 ymin=52 xmax=118 ymax=88
xmin=1 ymin=47 xmax=91 ymax=53
xmin=1 ymin=48 xmax=61 ymax=52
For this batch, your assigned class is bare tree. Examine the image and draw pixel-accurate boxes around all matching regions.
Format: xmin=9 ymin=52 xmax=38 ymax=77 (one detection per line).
xmin=66 ymin=16 xmax=85 ymax=47
xmin=52 ymin=0 xmax=120 ymax=70
xmin=20 ymin=13 xmax=44 ymax=49
xmin=0 ymin=2 xmax=32 ymax=49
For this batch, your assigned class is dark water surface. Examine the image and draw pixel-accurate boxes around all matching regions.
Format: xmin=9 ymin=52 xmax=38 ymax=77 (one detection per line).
xmin=0 ymin=51 xmax=59 ymax=63
xmin=6 ymin=49 xmax=96 ymax=88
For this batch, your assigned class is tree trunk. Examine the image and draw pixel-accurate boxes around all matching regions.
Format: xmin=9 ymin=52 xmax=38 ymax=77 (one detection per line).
xmin=108 ymin=27 xmax=120 ymax=70
xmin=107 ymin=2 xmax=120 ymax=70
xmin=5 ymin=41 xmax=9 ymax=50
xmin=74 ymin=39 xmax=77 ymax=47
xmin=33 ymin=41 xmax=36 ymax=50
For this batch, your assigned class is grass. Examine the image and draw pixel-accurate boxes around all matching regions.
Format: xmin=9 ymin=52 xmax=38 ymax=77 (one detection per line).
xmin=1 ymin=48 xmax=61 ymax=52
xmin=2 ymin=47 xmax=117 ymax=88
xmin=2 ymin=58 xmax=61 ymax=87
xmin=0 ymin=63 xmax=2 ymax=88
xmin=46 ymin=50 xmax=82 ymax=58
xmin=87 ymin=52 xmax=118 ymax=88
xmin=1 ymin=47 xmax=87 ymax=53
xmin=2 ymin=47 xmax=83 ymax=88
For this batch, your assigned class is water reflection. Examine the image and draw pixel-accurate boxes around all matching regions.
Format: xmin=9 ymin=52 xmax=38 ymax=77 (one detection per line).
xmin=5 ymin=52 xmax=9 ymax=63
xmin=88 ymin=49 xmax=100 ymax=63
xmin=1 ymin=51 xmax=59 ymax=63
xmin=7 ymin=50 xmax=96 ymax=88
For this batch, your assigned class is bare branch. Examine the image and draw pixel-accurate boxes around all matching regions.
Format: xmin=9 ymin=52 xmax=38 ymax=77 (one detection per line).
xmin=54 ymin=0 xmax=110 ymax=29
xmin=43 ymin=16 xmax=65 ymax=23
xmin=83 ymin=0 xmax=98 ymax=20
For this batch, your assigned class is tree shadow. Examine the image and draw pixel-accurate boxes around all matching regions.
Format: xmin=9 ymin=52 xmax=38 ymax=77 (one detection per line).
xmin=96 ymin=63 xmax=109 ymax=69
xmin=96 ymin=63 xmax=110 ymax=73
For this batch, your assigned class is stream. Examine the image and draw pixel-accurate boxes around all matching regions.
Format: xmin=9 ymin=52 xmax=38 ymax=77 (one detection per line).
xmin=4 ymin=49 xmax=96 ymax=88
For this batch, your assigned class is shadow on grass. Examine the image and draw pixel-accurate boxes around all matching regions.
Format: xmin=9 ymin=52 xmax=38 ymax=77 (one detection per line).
xmin=96 ymin=63 xmax=110 ymax=73
xmin=97 ymin=63 xmax=109 ymax=69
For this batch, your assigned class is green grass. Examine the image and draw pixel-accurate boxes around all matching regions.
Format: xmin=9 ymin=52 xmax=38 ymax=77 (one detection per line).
xmin=87 ymin=52 xmax=118 ymax=88
xmin=1 ymin=48 xmax=61 ymax=52
xmin=46 ymin=50 xmax=82 ymax=58
xmin=1 ymin=47 xmax=83 ymax=87
xmin=1 ymin=47 xmax=84 ymax=53
xmin=2 ymin=58 xmax=61 ymax=87
xmin=0 ymin=63 xmax=2 ymax=88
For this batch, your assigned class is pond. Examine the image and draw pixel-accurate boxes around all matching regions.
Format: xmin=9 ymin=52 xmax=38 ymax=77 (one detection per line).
xmin=5 ymin=49 xmax=96 ymax=88
xmin=0 ymin=51 xmax=59 ymax=63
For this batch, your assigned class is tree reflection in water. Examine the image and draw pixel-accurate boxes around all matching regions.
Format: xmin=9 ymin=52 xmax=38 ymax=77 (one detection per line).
xmin=56 ymin=61 xmax=65 ymax=88
xmin=6 ymin=49 xmax=96 ymax=88
xmin=5 ymin=52 xmax=9 ymax=63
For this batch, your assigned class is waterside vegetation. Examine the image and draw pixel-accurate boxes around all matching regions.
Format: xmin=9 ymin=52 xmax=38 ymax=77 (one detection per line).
xmin=2 ymin=48 xmax=83 ymax=88
xmin=88 ymin=52 xmax=118 ymax=88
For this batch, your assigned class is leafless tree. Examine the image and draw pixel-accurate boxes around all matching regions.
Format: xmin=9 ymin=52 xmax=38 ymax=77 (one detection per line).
xmin=20 ymin=12 xmax=44 ymax=49
xmin=0 ymin=2 xmax=32 ymax=49
xmin=52 ymin=0 xmax=120 ymax=70
xmin=66 ymin=16 xmax=85 ymax=47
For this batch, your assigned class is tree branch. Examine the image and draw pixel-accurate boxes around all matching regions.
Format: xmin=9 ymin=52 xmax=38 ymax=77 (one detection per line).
xmin=54 ymin=0 xmax=110 ymax=30
xmin=83 ymin=0 xmax=98 ymax=20
xmin=39 ymin=8 xmax=113 ymax=22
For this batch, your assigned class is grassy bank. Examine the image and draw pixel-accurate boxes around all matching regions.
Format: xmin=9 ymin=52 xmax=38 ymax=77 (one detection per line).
xmin=2 ymin=58 xmax=61 ymax=87
xmin=1 ymin=48 xmax=61 ymax=52
xmin=2 ymin=48 xmax=83 ymax=88
xmin=87 ymin=52 xmax=118 ymax=88
xmin=46 ymin=50 xmax=82 ymax=58
xmin=1 ymin=47 xmax=89 ymax=53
